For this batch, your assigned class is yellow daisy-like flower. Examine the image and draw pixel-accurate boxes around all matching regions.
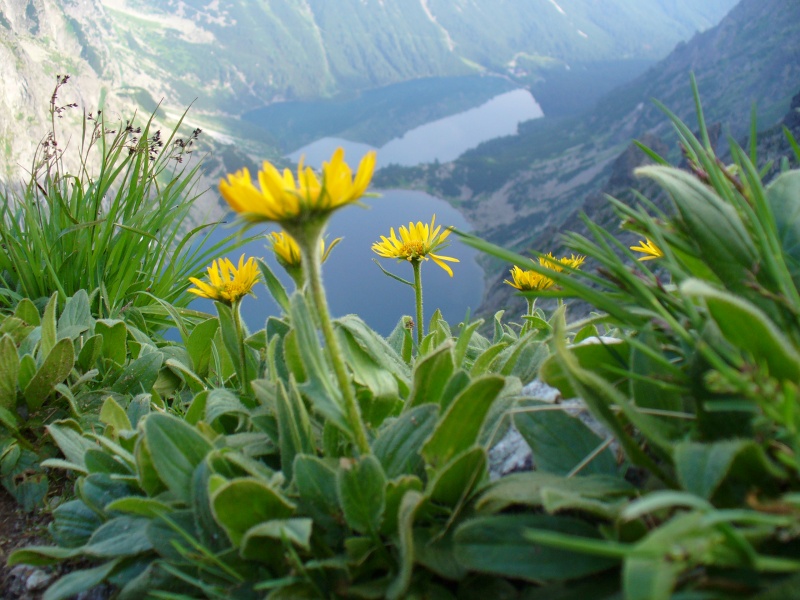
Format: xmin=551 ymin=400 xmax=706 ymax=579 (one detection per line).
xmin=219 ymin=148 xmax=377 ymax=224
xmin=539 ymin=253 xmax=586 ymax=272
xmin=505 ymin=253 xmax=585 ymax=291
xmin=267 ymin=231 xmax=341 ymax=269
xmin=371 ymin=215 xmax=460 ymax=277
xmin=505 ymin=265 xmax=555 ymax=291
xmin=630 ymin=238 xmax=664 ymax=261
xmin=268 ymin=231 xmax=303 ymax=269
xmin=187 ymin=254 xmax=260 ymax=305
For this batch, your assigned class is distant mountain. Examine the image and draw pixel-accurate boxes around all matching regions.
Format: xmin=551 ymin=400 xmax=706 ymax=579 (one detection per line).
xmin=0 ymin=0 xmax=737 ymax=184
xmin=390 ymin=0 xmax=800 ymax=318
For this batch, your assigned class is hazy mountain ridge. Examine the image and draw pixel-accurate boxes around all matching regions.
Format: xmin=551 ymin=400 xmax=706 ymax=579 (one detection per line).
xmin=382 ymin=0 xmax=799 ymax=246
xmin=431 ymin=0 xmax=800 ymax=318
xmin=0 ymin=0 xmax=739 ymax=181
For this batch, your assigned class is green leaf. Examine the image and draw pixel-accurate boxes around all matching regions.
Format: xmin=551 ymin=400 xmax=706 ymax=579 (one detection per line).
xmin=273 ymin=380 xmax=314 ymax=482
xmin=470 ymin=342 xmax=508 ymax=377
xmin=540 ymin=338 xmax=630 ymax=399
xmin=77 ymin=334 xmax=103 ymax=372
xmin=58 ymin=290 xmax=93 ymax=340
xmin=414 ymin=528 xmax=467 ymax=582
xmin=191 ymin=459 xmax=229 ymax=553
xmin=40 ymin=292 xmax=58 ymax=359
xmin=184 ymin=390 xmax=208 ymax=426
xmin=381 ymin=475 xmax=423 ymax=536
xmin=105 ymin=497 xmax=173 ymax=518
xmin=293 ymin=454 xmax=341 ymax=527
xmin=421 ymin=375 xmax=505 ymax=469
xmin=211 ymin=477 xmax=296 ymax=545
xmin=95 ymin=319 xmax=128 ymax=366
xmin=386 ymin=490 xmax=424 ymax=600
xmin=215 ymin=301 xmax=246 ymax=388
xmin=548 ymin=314 xmax=675 ymax=484
xmin=454 ymin=514 xmax=617 ymax=582
xmin=623 ymin=511 xmax=715 ymax=600
xmin=100 ymin=396 xmax=132 ymax=433
xmin=289 ymin=293 xmax=347 ymax=432
xmin=514 ymin=399 xmax=617 ymax=477
xmin=204 ymin=387 xmax=250 ymax=427
xmin=0 ymin=334 xmax=19 ymax=411
xmin=42 ymin=559 xmax=121 ymax=600
xmin=17 ymin=353 xmax=36 ymax=392
xmin=126 ymin=394 xmax=151 ymax=429
xmin=79 ymin=473 xmax=138 ymax=514
xmin=373 ymin=404 xmax=439 ymax=479
xmin=477 ymin=471 xmax=635 ymax=515
xmin=682 ymin=279 xmax=800 ymax=381
xmin=674 ymin=439 xmax=785 ymax=502
xmin=427 ymin=446 xmax=486 ymax=507
xmin=336 ymin=314 xmax=411 ymax=395
xmin=258 ymin=258 xmax=290 ymax=313
xmin=336 ymin=455 xmax=386 ymax=535
xmin=7 ymin=546 xmax=82 ymax=567
xmin=573 ymin=324 xmax=599 ymax=344
xmin=111 ymin=352 xmax=162 ymax=395
xmin=406 ymin=343 xmax=455 ymax=410
xmin=24 ymin=337 xmax=75 ymax=411
xmin=386 ymin=316 xmax=413 ymax=364
xmin=767 ymin=170 xmax=800 ymax=289
xmin=14 ymin=298 xmax=40 ymax=326
xmin=637 ymin=165 xmax=758 ymax=292
xmin=47 ymin=420 xmax=95 ymax=468
xmin=186 ymin=317 xmax=219 ymax=377
xmin=84 ymin=516 xmax=153 ymax=557
xmin=50 ymin=500 xmax=103 ymax=548
xmin=164 ymin=357 xmax=206 ymax=394
xmin=336 ymin=322 xmax=401 ymax=404
xmin=144 ymin=413 xmax=213 ymax=503
xmin=241 ymin=518 xmax=313 ymax=560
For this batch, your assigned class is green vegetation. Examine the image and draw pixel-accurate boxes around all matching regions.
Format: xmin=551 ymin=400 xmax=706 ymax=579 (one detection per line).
xmin=0 ymin=78 xmax=248 ymax=332
xmin=3 ymin=80 xmax=800 ymax=599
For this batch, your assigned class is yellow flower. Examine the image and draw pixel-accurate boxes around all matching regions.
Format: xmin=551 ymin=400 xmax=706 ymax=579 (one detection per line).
xmin=371 ymin=215 xmax=460 ymax=277
xmin=505 ymin=265 xmax=555 ymax=291
xmin=268 ymin=231 xmax=303 ymax=269
xmin=188 ymin=254 xmax=260 ymax=304
xmin=219 ymin=148 xmax=377 ymax=224
xmin=267 ymin=231 xmax=341 ymax=269
xmin=539 ymin=253 xmax=586 ymax=272
xmin=505 ymin=253 xmax=585 ymax=291
xmin=630 ymin=238 xmax=663 ymax=261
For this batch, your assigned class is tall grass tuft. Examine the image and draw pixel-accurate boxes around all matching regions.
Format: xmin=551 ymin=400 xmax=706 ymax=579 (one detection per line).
xmin=0 ymin=75 xmax=251 ymax=332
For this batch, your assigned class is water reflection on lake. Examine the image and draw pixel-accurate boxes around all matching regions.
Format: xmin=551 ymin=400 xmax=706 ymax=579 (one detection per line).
xmin=194 ymin=190 xmax=483 ymax=336
xmin=289 ymin=88 xmax=542 ymax=169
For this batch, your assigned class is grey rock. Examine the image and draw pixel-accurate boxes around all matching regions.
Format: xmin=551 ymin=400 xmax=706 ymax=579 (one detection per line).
xmin=488 ymin=378 xmax=617 ymax=480
xmin=26 ymin=568 xmax=55 ymax=591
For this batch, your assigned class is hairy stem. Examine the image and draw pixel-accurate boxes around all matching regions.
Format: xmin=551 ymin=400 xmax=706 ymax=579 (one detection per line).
xmin=297 ymin=225 xmax=371 ymax=456
xmin=413 ymin=260 xmax=423 ymax=345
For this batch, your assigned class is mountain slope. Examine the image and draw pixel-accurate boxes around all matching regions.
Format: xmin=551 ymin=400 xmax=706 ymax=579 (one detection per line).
xmin=402 ymin=0 xmax=800 ymax=318
xmin=387 ymin=0 xmax=799 ymax=247
xmin=0 ymin=0 xmax=738 ymax=173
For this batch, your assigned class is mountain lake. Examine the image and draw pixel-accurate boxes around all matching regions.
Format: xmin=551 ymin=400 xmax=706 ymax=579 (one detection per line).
xmin=196 ymin=77 xmax=543 ymax=335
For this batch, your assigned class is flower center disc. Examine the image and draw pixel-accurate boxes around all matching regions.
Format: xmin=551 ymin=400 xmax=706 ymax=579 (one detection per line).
xmin=400 ymin=241 xmax=425 ymax=258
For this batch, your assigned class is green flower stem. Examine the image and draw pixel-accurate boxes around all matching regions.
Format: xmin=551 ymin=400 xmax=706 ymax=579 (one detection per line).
xmin=526 ymin=297 xmax=536 ymax=317
xmin=412 ymin=260 xmax=424 ymax=345
xmin=296 ymin=225 xmax=371 ymax=456
xmin=232 ymin=298 xmax=249 ymax=396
